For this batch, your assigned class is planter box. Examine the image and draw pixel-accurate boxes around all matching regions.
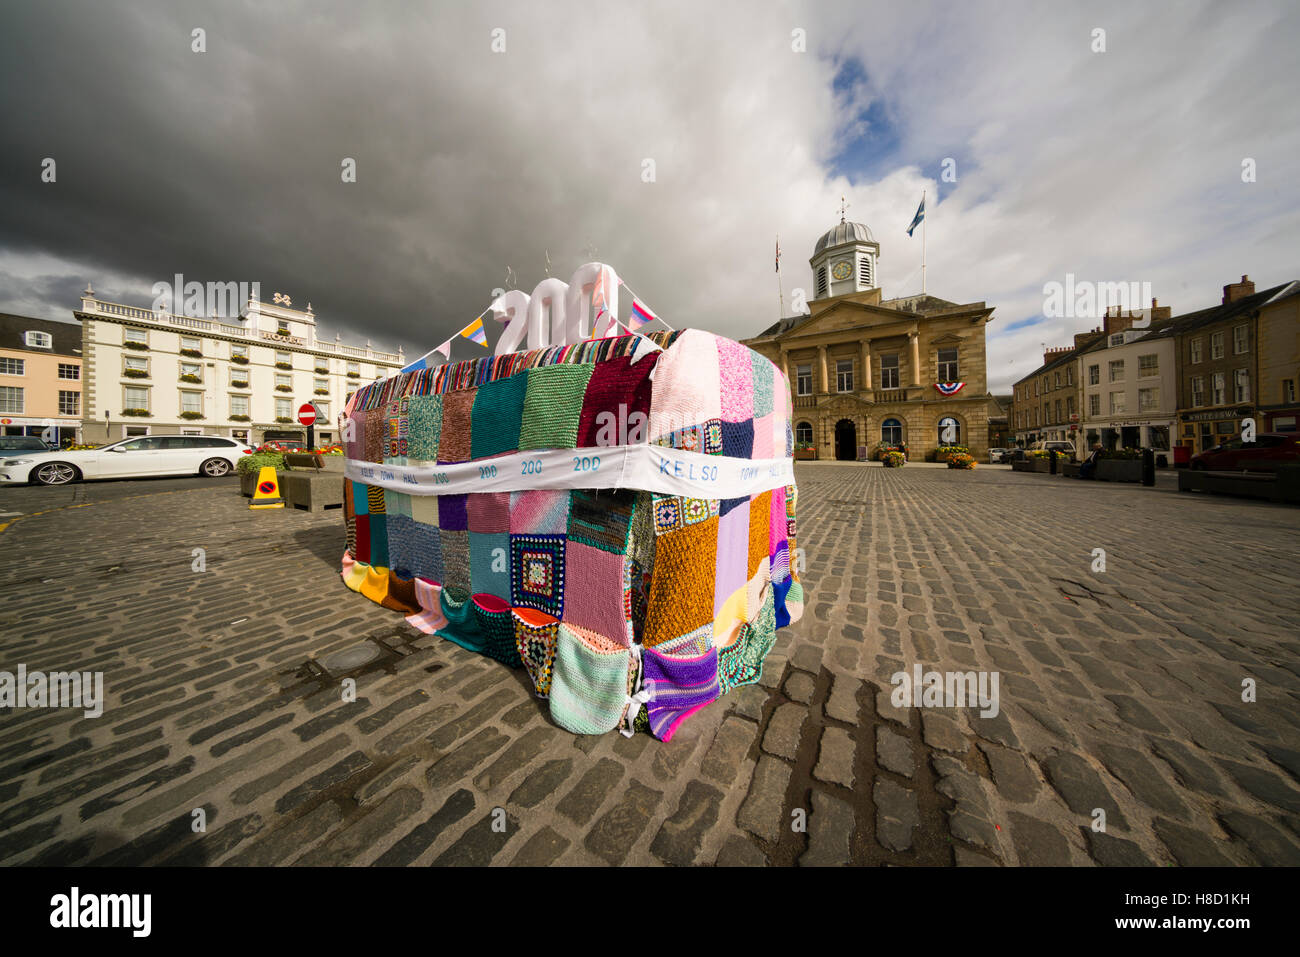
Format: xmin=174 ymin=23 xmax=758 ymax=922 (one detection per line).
xmin=1097 ymin=459 xmax=1142 ymax=483
xmin=793 ymin=450 xmax=817 ymax=461
xmin=1011 ymin=460 xmax=1054 ymax=473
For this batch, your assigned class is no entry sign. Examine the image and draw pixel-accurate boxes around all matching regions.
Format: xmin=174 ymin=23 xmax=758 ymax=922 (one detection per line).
xmin=297 ymin=403 xmax=317 ymax=426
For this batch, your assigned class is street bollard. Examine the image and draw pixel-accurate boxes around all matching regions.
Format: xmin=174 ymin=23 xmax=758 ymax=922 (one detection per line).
xmin=1049 ymin=450 xmax=1058 ymax=475
xmin=1142 ymin=447 xmax=1155 ymax=486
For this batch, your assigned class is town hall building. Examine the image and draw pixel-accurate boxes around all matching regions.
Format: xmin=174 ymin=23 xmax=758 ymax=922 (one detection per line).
xmin=743 ymin=215 xmax=994 ymax=461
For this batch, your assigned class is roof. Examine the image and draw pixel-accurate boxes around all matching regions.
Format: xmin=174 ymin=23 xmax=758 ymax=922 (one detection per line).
xmin=751 ymin=292 xmax=981 ymax=339
xmin=813 ymin=220 xmax=875 ymax=256
xmin=0 ymin=313 xmax=83 ymax=357
xmin=1012 ymin=331 xmax=1106 ymax=387
xmin=1158 ymin=282 xmax=1293 ymax=338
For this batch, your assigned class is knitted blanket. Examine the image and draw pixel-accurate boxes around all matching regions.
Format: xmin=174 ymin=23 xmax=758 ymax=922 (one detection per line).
xmin=340 ymin=329 xmax=804 ymax=739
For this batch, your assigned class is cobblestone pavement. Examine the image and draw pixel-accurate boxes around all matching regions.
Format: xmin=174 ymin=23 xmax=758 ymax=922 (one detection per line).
xmin=1 ymin=464 xmax=1298 ymax=866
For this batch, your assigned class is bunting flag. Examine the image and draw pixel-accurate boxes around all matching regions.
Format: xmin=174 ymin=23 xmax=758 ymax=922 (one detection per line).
xmin=628 ymin=297 xmax=658 ymax=330
xmin=459 ymin=316 xmax=488 ymax=346
xmin=934 ymin=381 xmax=965 ymax=396
xmin=434 ymin=339 xmax=452 ymax=359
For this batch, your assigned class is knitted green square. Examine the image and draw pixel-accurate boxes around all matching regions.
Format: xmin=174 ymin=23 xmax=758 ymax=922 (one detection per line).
xmin=751 ymin=350 xmax=775 ymax=418
xmin=471 ymin=373 xmax=527 ymax=459
xmin=406 ymin=395 xmax=442 ymax=462
xmin=518 ymin=365 xmax=595 ymax=450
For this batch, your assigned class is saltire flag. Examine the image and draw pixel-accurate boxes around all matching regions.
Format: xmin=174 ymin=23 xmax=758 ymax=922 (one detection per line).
xmin=628 ymin=297 xmax=658 ymax=330
xmin=907 ymin=196 xmax=925 ymax=236
xmin=934 ymin=381 xmax=965 ymax=396
xmin=459 ymin=316 xmax=488 ymax=346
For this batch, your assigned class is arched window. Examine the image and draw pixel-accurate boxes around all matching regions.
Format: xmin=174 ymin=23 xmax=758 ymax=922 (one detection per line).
xmin=795 ymin=421 xmax=814 ymax=446
xmin=937 ymin=416 xmax=960 ymax=445
xmin=816 ymin=266 xmax=828 ymax=298
xmin=881 ymin=418 xmax=902 ymax=445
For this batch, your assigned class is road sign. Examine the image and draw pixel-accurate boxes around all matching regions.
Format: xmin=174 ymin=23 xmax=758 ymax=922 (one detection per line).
xmin=297 ymin=403 xmax=317 ymax=426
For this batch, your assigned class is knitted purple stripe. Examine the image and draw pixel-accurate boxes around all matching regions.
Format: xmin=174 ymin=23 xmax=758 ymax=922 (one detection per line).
xmin=642 ymin=646 xmax=719 ymax=740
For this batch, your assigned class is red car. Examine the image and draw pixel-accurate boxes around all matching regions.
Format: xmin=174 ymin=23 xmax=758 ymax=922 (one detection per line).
xmin=1189 ymin=433 xmax=1299 ymax=473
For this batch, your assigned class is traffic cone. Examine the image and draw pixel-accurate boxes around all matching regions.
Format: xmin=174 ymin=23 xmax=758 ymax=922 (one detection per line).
xmin=250 ymin=466 xmax=284 ymax=509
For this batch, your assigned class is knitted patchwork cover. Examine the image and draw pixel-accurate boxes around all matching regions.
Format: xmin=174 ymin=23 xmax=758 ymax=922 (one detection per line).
xmin=340 ymin=329 xmax=804 ymax=739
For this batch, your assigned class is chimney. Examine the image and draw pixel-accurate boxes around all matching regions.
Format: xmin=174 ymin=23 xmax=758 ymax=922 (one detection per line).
xmin=1150 ymin=297 xmax=1171 ymax=322
xmin=1103 ymin=309 xmax=1134 ymax=337
xmin=1222 ymin=275 xmax=1255 ymax=304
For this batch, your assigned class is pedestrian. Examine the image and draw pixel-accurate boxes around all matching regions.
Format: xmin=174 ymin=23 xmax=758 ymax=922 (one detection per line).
xmin=1079 ymin=442 xmax=1103 ymax=480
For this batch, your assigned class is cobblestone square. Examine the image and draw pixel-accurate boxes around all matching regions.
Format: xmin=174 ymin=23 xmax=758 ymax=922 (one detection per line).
xmin=1 ymin=464 xmax=1297 ymax=866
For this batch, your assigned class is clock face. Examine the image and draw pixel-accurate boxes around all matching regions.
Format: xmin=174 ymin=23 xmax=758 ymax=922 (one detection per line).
xmin=831 ymin=260 xmax=852 ymax=281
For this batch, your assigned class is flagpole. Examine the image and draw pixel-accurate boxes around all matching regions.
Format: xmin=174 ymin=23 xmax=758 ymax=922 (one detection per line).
xmin=921 ymin=189 xmax=927 ymax=296
xmin=776 ymin=235 xmax=785 ymax=319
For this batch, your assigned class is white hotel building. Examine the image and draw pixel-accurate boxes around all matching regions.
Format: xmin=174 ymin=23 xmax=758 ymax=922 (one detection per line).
xmin=74 ymin=288 xmax=404 ymax=446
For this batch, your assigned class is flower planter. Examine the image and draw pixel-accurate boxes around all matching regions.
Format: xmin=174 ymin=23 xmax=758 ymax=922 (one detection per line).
xmin=793 ymin=449 xmax=817 ymax=461
xmin=1097 ymin=459 xmax=1142 ymax=483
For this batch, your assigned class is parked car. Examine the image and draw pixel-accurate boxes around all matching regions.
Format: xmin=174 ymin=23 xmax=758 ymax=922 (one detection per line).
xmin=0 ymin=436 xmax=53 ymax=458
xmin=1188 ymin=433 xmax=1299 ymax=473
xmin=988 ymin=447 xmax=1007 ymax=463
xmin=1002 ymin=448 xmax=1030 ymax=463
xmin=0 ymin=435 xmax=251 ymax=486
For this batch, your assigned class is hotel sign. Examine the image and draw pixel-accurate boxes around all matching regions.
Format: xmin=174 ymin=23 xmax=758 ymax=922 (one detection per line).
xmin=260 ymin=330 xmax=304 ymax=346
xmin=1180 ymin=407 xmax=1252 ymax=423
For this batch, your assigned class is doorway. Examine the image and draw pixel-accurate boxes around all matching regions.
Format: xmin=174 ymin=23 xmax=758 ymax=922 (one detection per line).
xmin=834 ymin=419 xmax=857 ymax=461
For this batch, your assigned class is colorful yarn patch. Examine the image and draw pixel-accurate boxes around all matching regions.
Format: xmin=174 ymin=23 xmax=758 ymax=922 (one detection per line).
xmin=568 ymin=488 xmax=636 ymax=553
xmin=642 ymin=644 xmax=720 ymax=742
xmin=704 ymin=419 xmax=723 ymax=454
xmin=717 ymin=337 xmax=755 ymax=423
xmin=549 ymin=623 xmax=633 ymax=735
xmin=751 ymin=351 xmax=775 ymax=418
xmin=510 ymin=489 xmax=570 ymax=535
xmin=519 ymin=365 xmax=594 ymax=450
xmin=652 ymin=495 xmax=682 ymax=536
xmin=438 ymin=493 xmax=469 ymax=532
xmin=407 ymin=395 xmax=442 ymax=461
xmin=643 ymin=516 xmax=718 ymax=647
xmin=469 ymin=531 xmax=510 ymax=599
xmin=471 ymin=372 xmax=527 ymax=459
xmin=440 ymin=529 xmax=471 ymax=593
xmin=510 ymin=534 xmax=566 ymax=618
xmin=467 ymin=492 xmax=511 ymax=534
xmin=576 ymin=353 xmax=658 ymax=448
xmin=473 ymin=594 xmax=523 ymax=668
xmin=563 ymin=540 xmax=632 ymax=647
xmin=514 ymin=607 xmax=560 ymax=697
xmin=437 ymin=387 xmax=476 ymax=463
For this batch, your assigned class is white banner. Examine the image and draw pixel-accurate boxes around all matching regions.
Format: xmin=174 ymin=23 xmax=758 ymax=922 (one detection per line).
xmin=345 ymin=445 xmax=794 ymax=499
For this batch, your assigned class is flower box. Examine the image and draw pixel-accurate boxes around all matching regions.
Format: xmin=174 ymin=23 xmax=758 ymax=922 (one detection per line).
xmin=123 ymin=341 xmax=150 ymax=351
xmin=231 ymin=355 xmax=249 ymax=365
xmin=275 ymin=362 xmax=292 ymax=370
xmin=793 ymin=448 xmax=817 ymax=461
xmin=275 ymin=416 xmax=292 ymax=423
xmin=275 ymin=385 xmax=292 ymax=392
xmin=314 ymin=389 xmax=330 ymax=396
xmin=231 ymin=381 xmax=250 ymax=389
xmin=179 ymin=374 xmax=202 ymax=383
xmin=1097 ymin=459 xmax=1142 ymax=482
xmin=120 ymin=408 xmax=151 ymax=417
xmin=123 ymin=369 xmax=150 ymax=379
xmin=230 ymin=414 xmax=250 ymax=422
xmin=179 ymin=349 xmax=202 ymax=358
xmin=179 ymin=411 xmax=205 ymax=420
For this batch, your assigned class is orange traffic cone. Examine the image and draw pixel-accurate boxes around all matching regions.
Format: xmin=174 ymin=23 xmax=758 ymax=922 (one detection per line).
xmin=250 ymin=466 xmax=284 ymax=509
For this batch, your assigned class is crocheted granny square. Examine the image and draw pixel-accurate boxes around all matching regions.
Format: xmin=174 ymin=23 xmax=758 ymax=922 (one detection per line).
xmin=471 ymin=372 xmax=527 ymax=459
xmin=703 ymin=419 xmax=723 ymax=455
xmin=681 ymin=497 xmax=713 ymax=526
xmin=652 ymin=495 xmax=682 ymax=536
xmin=519 ymin=365 xmax=595 ymax=450
xmin=510 ymin=534 xmax=566 ymax=618
xmin=514 ymin=608 xmax=560 ymax=697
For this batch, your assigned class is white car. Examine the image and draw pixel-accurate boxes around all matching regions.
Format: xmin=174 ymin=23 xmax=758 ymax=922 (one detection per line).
xmin=0 ymin=435 xmax=250 ymax=486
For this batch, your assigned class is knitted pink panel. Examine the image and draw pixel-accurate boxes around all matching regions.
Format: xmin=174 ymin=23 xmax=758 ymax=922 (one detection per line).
xmin=562 ymin=540 xmax=632 ymax=647
xmin=510 ymin=489 xmax=570 ymax=535
xmin=648 ymin=329 xmax=721 ymax=441
xmin=752 ymin=413 xmax=775 ymax=459
xmin=716 ymin=338 xmax=754 ymax=423
xmin=769 ymin=485 xmax=787 ymax=554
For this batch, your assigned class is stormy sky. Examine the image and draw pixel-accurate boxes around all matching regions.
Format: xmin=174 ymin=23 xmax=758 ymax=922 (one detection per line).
xmin=1 ymin=0 xmax=1297 ymax=392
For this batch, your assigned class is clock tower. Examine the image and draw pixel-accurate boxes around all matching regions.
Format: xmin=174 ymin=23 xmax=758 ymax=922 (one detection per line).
xmin=809 ymin=202 xmax=881 ymax=302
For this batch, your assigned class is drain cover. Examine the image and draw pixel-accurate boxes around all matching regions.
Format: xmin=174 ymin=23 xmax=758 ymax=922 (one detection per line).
xmin=318 ymin=643 xmax=383 ymax=674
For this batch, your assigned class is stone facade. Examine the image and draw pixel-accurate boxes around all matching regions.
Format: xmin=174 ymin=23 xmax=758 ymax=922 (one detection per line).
xmin=744 ymin=284 xmax=994 ymax=462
